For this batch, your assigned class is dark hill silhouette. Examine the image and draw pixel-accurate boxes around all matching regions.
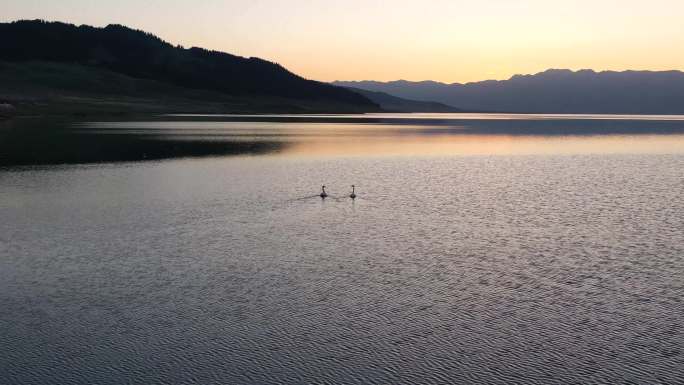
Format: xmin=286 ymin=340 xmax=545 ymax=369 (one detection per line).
xmin=0 ymin=20 xmax=377 ymax=113
xmin=334 ymin=69 xmax=684 ymax=114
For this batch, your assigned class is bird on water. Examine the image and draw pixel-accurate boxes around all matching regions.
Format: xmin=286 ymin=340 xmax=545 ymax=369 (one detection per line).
xmin=350 ymin=185 xmax=356 ymax=199
xmin=320 ymin=185 xmax=328 ymax=198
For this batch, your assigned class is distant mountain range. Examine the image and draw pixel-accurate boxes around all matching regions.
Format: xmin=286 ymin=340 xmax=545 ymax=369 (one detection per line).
xmin=0 ymin=20 xmax=379 ymax=115
xmin=334 ymin=69 xmax=684 ymax=114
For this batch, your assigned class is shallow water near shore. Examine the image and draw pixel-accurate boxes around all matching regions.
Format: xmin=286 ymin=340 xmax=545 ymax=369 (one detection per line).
xmin=1 ymin=113 xmax=684 ymax=384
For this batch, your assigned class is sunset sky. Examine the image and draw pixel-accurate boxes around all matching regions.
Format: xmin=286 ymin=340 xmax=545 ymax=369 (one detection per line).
xmin=4 ymin=0 xmax=684 ymax=83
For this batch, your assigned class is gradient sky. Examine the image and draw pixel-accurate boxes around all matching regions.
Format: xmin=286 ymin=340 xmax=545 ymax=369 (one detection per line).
xmin=3 ymin=0 xmax=684 ymax=83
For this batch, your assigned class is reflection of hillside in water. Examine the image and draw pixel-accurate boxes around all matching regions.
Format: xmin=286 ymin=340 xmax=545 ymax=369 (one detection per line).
xmin=0 ymin=120 xmax=288 ymax=167
xmin=3 ymin=113 xmax=684 ymax=167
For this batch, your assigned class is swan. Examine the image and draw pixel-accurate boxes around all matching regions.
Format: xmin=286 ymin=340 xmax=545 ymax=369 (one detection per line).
xmin=320 ymin=185 xmax=328 ymax=198
xmin=350 ymin=185 xmax=356 ymax=199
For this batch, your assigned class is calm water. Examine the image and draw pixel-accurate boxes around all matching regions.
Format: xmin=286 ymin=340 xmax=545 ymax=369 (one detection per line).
xmin=1 ymin=114 xmax=684 ymax=384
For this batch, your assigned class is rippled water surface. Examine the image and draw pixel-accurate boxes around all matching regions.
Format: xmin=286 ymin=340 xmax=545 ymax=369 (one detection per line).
xmin=1 ymin=114 xmax=684 ymax=384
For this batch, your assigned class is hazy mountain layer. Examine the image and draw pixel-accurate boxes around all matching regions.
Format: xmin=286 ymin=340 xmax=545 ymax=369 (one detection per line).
xmin=345 ymin=87 xmax=462 ymax=113
xmin=335 ymin=69 xmax=684 ymax=114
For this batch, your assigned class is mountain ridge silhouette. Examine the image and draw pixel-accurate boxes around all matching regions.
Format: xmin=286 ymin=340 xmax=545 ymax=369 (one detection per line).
xmin=334 ymin=69 xmax=684 ymax=114
xmin=0 ymin=19 xmax=379 ymax=114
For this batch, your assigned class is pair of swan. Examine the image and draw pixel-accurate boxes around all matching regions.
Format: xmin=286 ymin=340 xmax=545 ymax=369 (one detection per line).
xmin=320 ymin=185 xmax=356 ymax=199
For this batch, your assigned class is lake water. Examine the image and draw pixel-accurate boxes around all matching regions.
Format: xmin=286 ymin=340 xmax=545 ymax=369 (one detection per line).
xmin=1 ymin=113 xmax=684 ymax=384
